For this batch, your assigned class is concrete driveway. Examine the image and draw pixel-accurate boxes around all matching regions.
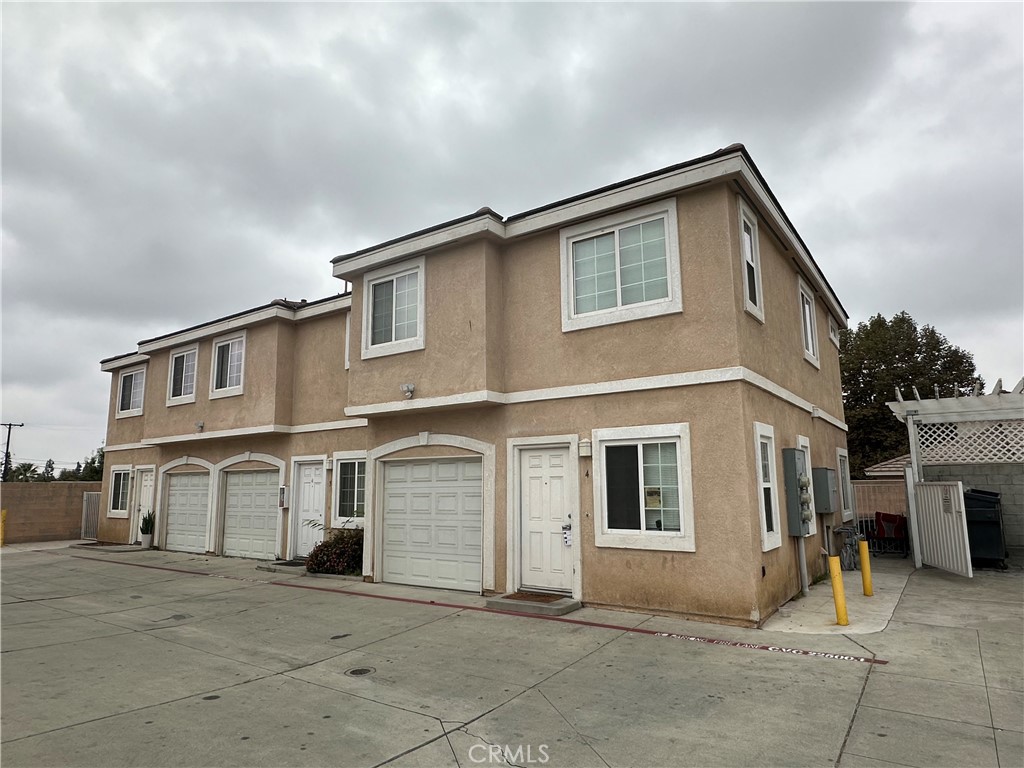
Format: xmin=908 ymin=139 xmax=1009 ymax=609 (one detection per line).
xmin=2 ymin=545 xmax=1021 ymax=768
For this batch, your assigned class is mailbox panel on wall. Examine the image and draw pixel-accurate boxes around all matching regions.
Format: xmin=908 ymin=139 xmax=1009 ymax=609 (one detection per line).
xmin=782 ymin=448 xmax=811 ymax=537
xmin=812 ymin=467 xmax=838 ymax=516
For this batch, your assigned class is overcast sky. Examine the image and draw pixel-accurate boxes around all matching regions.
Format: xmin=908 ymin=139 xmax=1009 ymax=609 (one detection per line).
xmin=3 ymin=2 xmax=1022 ymax=471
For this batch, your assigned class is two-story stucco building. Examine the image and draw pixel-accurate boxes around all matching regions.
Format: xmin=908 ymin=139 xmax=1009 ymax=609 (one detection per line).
xmin=98 ymin=144 xmax=853 ymax=626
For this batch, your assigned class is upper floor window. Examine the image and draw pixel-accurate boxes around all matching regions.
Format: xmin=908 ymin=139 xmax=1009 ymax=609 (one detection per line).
xmin=828 ymin=315 xmax=840 ymax=347
xmin=210 ymin=332 xmax=245 ymax=399
xmin=560 ymin=199 xmax=682 ymax=332
xmin=361 ymin=257 xmax=425 ymax=360
xmin=738 ymin=198 xmax=764 ymax=322
xmin=592 ymin=423 xmax=695 ymax=552
xmin=116 ymin=367 xmax=145 ymax=418
xmin=167 ymin=346 xmax=198 ymax=405
xmin=754 ymin=422 xmax=781 ymax=551
xmin=798 ymin=278 xmax=820 ymax=368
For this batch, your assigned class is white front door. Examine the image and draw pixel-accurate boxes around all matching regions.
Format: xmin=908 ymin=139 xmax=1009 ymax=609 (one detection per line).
xmin=134 ymin=469 xmax=155 ymax=543
xmin=294 ymin=462 xmax=324 ymax=558
xmin=520 ymin=447 xmax=573 ymax=593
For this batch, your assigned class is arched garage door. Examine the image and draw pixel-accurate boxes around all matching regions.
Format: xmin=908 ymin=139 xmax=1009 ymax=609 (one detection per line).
xmin=223 ymin=470 xmax=279 ymax=560
xmin=165 ymin=473 xmax=210 ymax=553
xmin=381 ymin=458 xmax=482 ymax=592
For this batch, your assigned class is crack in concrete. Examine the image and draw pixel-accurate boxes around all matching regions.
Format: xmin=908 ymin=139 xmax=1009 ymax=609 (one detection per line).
xmin=537 ymin=688 xmax=611 ymax=768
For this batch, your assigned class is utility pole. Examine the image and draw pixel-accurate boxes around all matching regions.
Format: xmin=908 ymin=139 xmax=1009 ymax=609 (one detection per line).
xmin=1 ymin=423 xmax=24 ymax=482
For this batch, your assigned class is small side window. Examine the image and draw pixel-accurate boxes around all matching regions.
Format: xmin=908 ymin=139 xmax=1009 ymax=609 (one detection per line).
xmin=754 ymin=423 xmax=781 ymax=551
xmin=739 ymin=198 xmax=764 ymax=322
xmin=798 ymin=279 xmax=820 ymax=368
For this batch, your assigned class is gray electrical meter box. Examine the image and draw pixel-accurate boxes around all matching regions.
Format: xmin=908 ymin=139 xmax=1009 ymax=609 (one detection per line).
xmin=782 ymin=448 xmax=811 ymax=537
xmin=812 ymin=467 xmax=838 ymax=516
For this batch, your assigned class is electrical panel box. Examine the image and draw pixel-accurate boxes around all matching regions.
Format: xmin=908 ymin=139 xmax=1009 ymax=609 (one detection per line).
xmin=812 ymin=467 xmax=838 ymax=516
xmin=782 ymin=448 xmax=811 ymax=537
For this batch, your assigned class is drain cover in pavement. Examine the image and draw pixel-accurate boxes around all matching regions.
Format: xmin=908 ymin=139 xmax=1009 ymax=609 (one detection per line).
xmin=344 ymin=667 xmax=375 ymax=677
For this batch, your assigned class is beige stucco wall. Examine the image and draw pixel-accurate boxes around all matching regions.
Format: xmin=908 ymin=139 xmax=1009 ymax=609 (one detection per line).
xmin=103 ymin=311 xmax=351 ymax=451
xmin=500 ymin=184 xmax=741 ymax=392
xmin=738 ymin=385 xmax=848 ymax=618
xmin=288 ymin=312 xmax=349 ymax=425
xmin=362 ymin=382 xmax=763 ymax=624
xmin=730 ymin=194 xmax=846 ymax=419
xmin=347 ymin=240 xmax=497 ymax=407
xmin=98 ymin=427 xmax=369 ymax=552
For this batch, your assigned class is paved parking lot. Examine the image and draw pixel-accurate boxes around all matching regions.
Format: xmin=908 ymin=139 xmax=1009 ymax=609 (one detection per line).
xmin=2 ymin=545 xmax=1021 ymax=767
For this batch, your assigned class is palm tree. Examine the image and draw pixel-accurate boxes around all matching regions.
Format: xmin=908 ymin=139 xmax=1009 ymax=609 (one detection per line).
xmin=8 ymin=462 xmax=40 ymax=482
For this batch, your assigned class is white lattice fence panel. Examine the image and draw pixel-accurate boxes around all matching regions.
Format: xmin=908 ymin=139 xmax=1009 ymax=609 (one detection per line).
xmin=919 ymin=419 xmax=1024 ymax=464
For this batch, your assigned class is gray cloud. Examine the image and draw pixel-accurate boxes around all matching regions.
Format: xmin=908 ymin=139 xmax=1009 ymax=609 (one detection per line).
xmin=2 ymin=1 xmax=1021 ymax=466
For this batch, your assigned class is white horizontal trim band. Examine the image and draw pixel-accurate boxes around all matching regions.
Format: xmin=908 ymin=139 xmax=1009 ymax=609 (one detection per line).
xmin=345 ymin=366 xmax=847 ymax=430
xmin=106 ymin=418 xmax=368 ymax=451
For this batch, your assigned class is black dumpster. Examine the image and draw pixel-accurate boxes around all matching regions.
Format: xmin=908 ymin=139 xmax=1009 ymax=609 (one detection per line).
xmin=963 ymin=488 xmax=1007 ymax=569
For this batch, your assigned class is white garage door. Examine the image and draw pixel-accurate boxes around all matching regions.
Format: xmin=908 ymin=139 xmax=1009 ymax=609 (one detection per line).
xmin=382 ymin=458 xmax=482 ymax=592
xmin=223 ymin=471 xmax=279 ymax=560
xmin=165 ymin=473 xmax=209 ymax=553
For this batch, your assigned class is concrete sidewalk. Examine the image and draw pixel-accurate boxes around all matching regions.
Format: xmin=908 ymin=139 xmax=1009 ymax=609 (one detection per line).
xmin=2 ymin=544 xmax=1021 ymax=767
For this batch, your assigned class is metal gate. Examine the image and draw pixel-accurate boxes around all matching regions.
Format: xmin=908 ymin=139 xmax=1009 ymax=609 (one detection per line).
xmin=81 ymin=492 xmax=100 ymax=540
xmin=905 ymin=468 xmax=972 ymax=577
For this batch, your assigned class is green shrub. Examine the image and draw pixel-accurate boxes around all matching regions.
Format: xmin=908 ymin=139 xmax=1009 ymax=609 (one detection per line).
xmin=306 ymin=528 xmax=363 ymax=575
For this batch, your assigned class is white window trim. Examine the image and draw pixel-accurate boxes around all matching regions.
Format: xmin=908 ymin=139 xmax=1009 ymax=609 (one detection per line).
xmin=797 ymin=435 xmax=817 ymax=536
xmin=828 ymin=315 xmax=840 ymax=348
xmin=836 ymin=447 xmax=854 ymax=522
xmin=592 ymin=422 xmax=695 ymax=551
xmin=754 ymin=422 xmax=782 ymax=552
xmin=738 ymin=197 xmax=765 ymax=323
xmin=360 ymin=256 xmax=426 ymax=360
xmin=331 ymin=450 xmax=367 ymax=528
xmin=209 ymin=330 xmax=246 ymax=399
xmin=798 ymin=277 xmax=820 ymax=369
xmin=344 ymin=311 xmax=351 ymax=371
xmin=559 ymin=198 xmax=682 ymax=333
xmin=108 ymin=465 xmax=133 ymax=518
xmin=166 ymin=344 xmax=198 ymax=406
xmin=115 ymin=366 xmax=146 ymax=419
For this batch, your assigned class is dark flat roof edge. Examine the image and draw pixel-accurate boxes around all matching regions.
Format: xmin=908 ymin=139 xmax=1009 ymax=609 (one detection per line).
xmin=99 ymin=350 xmax=143 ymax=366
xmin=505 ymin=144 xmax=747 ymax=222
xmin=735 ymin=149 xmax=848 ymax=320
xmin=330 ymin=143 xmax=847 ymax=319
xmin=332 ymin=207 xmax=503 ymax=264
xmin=135 ymin=292 xmax=350 ymax=348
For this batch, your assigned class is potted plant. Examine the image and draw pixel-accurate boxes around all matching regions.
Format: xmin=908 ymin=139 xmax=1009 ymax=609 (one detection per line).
xmin=139 ymin=511 xmax=155 ymax=549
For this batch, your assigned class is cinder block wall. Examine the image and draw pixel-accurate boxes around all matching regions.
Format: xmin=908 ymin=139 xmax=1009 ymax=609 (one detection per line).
xmin=0 ymin=482 xmax=102 ymax=543
xmin=922 ymin=463 xmax=1024 ymax=551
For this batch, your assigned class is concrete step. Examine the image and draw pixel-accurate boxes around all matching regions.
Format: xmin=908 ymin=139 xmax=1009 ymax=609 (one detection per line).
xmin=485 ymin=593 xmax=581 ymax=616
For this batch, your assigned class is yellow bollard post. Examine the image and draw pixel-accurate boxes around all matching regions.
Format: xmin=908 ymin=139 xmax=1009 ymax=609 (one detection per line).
xmin=859 ymin=539 xmax=873 ymax=596
xmin=829 ymin=555 xmax=848 ymax=626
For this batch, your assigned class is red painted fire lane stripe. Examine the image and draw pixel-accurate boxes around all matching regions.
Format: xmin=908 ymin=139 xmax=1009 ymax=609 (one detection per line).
xmin=60 ymin=552 xmax=886 ymax=665
xmin=273 ymin=580 xmax=887 ymax=665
